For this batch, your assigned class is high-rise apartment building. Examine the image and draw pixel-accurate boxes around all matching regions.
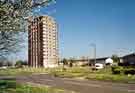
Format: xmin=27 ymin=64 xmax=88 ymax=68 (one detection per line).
xmin=28 ymin=16 xmax=58 ymax=68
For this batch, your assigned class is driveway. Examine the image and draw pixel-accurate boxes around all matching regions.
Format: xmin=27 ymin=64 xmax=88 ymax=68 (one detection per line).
xmin=16 ymin=74 xmax=135 ymax=93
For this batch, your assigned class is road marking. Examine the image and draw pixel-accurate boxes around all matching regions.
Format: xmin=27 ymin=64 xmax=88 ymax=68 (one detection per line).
xmin=64 ymin=81 xmax=101 ymax=88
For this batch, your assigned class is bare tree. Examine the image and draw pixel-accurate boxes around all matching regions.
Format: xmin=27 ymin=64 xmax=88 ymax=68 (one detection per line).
xmin=0 ymin=0 xmax=55 ymax=57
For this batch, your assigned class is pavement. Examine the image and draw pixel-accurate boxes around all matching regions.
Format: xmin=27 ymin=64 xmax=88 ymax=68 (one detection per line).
xmin=16 ymin=74 xmax=135 ymax=93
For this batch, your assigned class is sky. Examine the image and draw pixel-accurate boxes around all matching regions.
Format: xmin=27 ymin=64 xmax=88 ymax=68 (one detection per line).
xmin=13 ymin=0 xmax=135 ymax=61
xmin=56 ymin=0 xmax=135 ymax=58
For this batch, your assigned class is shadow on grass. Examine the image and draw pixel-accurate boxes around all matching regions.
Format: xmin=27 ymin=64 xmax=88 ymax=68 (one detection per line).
xmin=0 ymin=79 xmax=16 ymax=89
xmin=0 ymin=78 xmax=66 ymax=93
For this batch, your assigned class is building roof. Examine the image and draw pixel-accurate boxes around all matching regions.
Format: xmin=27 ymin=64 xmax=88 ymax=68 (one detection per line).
xmin=70 ymin=57 xmax=109 ymax=62
xmin=123 ymin=53 xmax=135 ymax=58
xmin=90 ymin=57 xmax=109 ymax=61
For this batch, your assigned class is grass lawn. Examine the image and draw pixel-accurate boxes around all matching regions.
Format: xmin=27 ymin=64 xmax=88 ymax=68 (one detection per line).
xmin=0 ymin=66 xmax=135 ymax=84
xmin=48 ymin=67 xmax=135 ymax=84
xmin=0 ymin=67 xmax=51 ymax=76
xmin=0 ymin=79 xmax=66 ymax=93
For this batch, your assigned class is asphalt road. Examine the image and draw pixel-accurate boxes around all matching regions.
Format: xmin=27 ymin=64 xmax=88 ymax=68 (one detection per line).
xmin=16 ymin=74 xmax=135 ymax=93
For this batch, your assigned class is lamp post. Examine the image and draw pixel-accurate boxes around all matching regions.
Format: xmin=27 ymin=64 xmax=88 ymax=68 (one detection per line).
xmin=61 ymin=41 xmax=64 ymax=69
xmin=90 ymin=43 xmax=96 ymax=66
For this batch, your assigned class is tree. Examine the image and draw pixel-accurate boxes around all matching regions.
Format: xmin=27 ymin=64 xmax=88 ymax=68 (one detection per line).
xmin=22 ymin=60 xmax=28 ymax=66
xmin=61 ymin=58 xmax=68 ymax=70
xmin=0 ymin=1 xmax=22 ymax=57
xmin=0 ymin=61 xmax=4 ymax=67
xmin=62 ymin=58 xmax=68 ymax=65
xmin=69 ymin=58 xmax=75 ymax=67
xmin=15 ymin=60 xmax=23 ymax=68
xmin=111 ymin=55 xmax=120 ymax=63
xmin=5 ymin=61 xmax=13 ymax=66
xmin=0 ymin=58 xmax=12 ymax=67
xmin=0 ymin=0 xmax=55 ymax=57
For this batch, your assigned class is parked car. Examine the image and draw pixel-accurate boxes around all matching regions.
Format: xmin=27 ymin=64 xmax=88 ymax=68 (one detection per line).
xmin=0 ymin=66 xmax=7 ymax=69
xmin=95 ymin=63 xmax=104 ymax=70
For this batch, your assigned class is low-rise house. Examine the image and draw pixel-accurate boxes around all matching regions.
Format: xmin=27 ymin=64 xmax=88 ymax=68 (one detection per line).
xmin=71 ymin=57 xmax=109 ymax=66
xmin=121 ymin=53 xmax=135 ymax=66
xmin=90 ymin=57 xmax=108 ymax=66
xmin=73 ymin=59 xmax=89 ymax=66
xmin=105 ymin=58 xmax=113 ymax=65
xmin=60 ymin=53 xmax=135 ymax=67
xmin=63 ymin=57 xmax=111 ymax=66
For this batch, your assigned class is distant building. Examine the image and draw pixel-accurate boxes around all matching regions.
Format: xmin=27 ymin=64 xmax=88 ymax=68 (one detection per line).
xmin=105 ymin=58 xmax=113 ymax=65
xmin=70 ymin=57 xmax=114 ymax=66
xmin=28 ymin=16 xmax=59 ymax=68
xmin=121 ymin=53 xmax=135 ymax=66
xmin=65 ymin=57 xmax=108 ymax=66
xmin=90 ymin=57 xmax=108 ymax=66
xmin=59 ymin=53 xmax=135 ymax=67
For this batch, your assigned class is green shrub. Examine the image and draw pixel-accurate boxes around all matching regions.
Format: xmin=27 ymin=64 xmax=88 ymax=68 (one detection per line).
xmin=15 ymin=60 xmax=23 ymax=68
xmin=111 ymin=66 xmax=124 ymax=74
xmin=0 ymin=80 xmax=66 ymax=93
xmin=112 ymin=66 xmax=135 ymax=75
xmin=124 ymin=67 xmax=135 ymax=75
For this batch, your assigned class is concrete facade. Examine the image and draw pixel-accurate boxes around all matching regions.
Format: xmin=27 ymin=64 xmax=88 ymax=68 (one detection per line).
xmin=28 ymin=16 xmax=58 ymax=68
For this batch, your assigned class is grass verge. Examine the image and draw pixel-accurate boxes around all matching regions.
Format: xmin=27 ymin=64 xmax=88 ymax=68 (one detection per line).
xmin=0 ymin=79 xmax=66 ymax=93
xmin=49 ymin=67 xmax=135 ymax=84
xmin=0 ymin=67 xmax=135 ymax=84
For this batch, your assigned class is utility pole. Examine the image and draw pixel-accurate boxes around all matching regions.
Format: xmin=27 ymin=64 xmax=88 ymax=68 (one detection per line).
xmin=90 ymin=43 xmax=96 ymax=66
xmin=61 ymin=41 xmax=64 ymax=69
xmin=94 ymin=44 xmax=96 ymax=65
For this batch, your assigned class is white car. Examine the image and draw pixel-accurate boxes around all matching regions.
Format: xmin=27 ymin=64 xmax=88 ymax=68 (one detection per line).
xmin=95 ymin=63 xmax=104 ymax=70
xmin=0 ymin=66 xmax=7 ymax=69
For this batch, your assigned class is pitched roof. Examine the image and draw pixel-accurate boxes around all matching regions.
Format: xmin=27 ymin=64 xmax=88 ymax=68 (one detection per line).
xmin=123 ymin=53 xmax=135 ymax=58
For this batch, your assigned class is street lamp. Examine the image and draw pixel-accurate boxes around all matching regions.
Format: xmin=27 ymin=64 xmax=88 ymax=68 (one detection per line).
xmin=60 ymin=40 xmax=64 ymax=68
xmin=90 ymin=43 xmax=96 ymax=66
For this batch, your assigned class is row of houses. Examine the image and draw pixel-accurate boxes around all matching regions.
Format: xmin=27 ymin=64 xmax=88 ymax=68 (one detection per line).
xmin=93 ymin=53 xmax=135 ymax=66
xmin=62 ymin=53 xmax=135 ymax=66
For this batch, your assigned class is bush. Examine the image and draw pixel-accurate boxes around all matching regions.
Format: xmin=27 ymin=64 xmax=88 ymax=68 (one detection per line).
xmin=111 ymin=66 xmax=124 ymax=74
xmin=124 ymin=67 xmax=135 ymax=75
xmin=15 ymin=60 xmax=23 ymax=68
xmin=0 ymin=80 xmax=66 ymax=93
xmin=112 ymin=66 xmax=135 ymax=75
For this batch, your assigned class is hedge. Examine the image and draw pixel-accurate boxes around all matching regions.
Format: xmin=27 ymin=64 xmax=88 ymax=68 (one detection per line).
xmin=111 ymin=66 xmax=135 ymax=75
